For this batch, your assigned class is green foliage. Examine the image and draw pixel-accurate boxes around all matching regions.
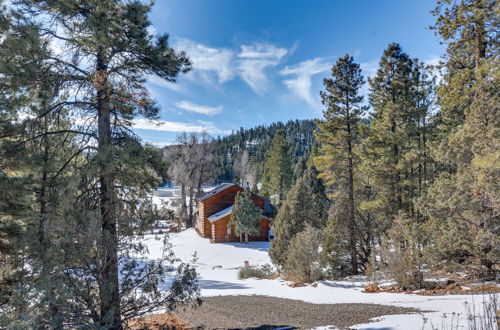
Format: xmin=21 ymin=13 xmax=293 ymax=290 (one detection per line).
xmin=269 ymin=165 xmax=328 ymax=268
xmin=209 ymin=120 xmax=316 ymax=187
xmin=382 ymin=214 xmax=427 ymax=290
xmin=314 ymin=54 xmax=368 ymax=275
xmin=284 ymin=225 xmax=324 ymax=283
xmin=0 ymin=0 xmax=200 ymax=327
xmin=420 ymin=0 xmax=499 ymax=276
xmin=261 ymin=129 xmax=293 ymax=204
xmin=230 ymin=191 xmax=261 ymax=242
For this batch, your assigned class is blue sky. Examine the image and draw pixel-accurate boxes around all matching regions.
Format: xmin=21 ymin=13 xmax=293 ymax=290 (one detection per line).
xmin=137 ymin=0 xmax=444 ymax=146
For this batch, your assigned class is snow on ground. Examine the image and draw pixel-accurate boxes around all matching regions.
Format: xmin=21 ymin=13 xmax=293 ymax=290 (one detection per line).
xmin=143 ymin=229 xmax=495 ymax=330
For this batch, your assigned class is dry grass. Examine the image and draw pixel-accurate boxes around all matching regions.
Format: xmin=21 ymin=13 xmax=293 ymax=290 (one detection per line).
xmin=127 ymin=313 xmax=187 ymax=329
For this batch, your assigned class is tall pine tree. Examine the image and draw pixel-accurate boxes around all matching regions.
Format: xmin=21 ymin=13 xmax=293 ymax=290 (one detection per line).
xmin=314 ymin=54 xmax=367 ymax=275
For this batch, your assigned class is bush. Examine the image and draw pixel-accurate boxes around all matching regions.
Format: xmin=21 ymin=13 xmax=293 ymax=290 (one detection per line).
xmin=238 ymin=264 xmax=276 ymax=279
xmin=284 ymin=225 xmax=324 ymax=283
xmin=383 ymin=214 xmax=427 ymax=290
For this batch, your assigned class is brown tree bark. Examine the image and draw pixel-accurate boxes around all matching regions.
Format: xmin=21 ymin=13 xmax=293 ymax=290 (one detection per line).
xmin=346 ymin=107 xmax=358 ymax=275
xmin=96 ymin=54 xmax=121 ymax=329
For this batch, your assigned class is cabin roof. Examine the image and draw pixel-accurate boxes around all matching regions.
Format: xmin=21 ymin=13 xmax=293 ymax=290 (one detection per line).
xmin=198 ymin=183 xmax=235 ymax=201
xmin=207 ymin=205 xmax=233 ymax=223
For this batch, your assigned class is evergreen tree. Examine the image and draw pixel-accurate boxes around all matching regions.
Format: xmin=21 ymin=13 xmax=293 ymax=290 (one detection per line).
xmin=431 ymin=0 xmax=497 ymax=132
xmin=269 ymin=165 xmax=329 ymax=268
xmin=361 ymin=44 xmax=434 ymax=230
xmin=0 ymin=1 xmax=200 ymax=327
xmin=421 ymin=0 xmax=499 ymax=275
xmin=261 ymin=129 xmax=292 ymax=204
xmin=284 ymin=225 xmax=324 ymax=283
xmin=230 ymin=191 xmax=261 ymax=243
xmin=314 ymin=54 xmax=367 ymax=275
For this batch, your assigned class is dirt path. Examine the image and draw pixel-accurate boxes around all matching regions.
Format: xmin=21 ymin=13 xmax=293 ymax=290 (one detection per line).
xmin=174 ymin=295 xmax=420 ymax=329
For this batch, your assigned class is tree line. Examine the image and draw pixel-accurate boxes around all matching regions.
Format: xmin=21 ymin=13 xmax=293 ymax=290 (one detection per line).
xmin=268 ymin=0 xmax=498 ymax=286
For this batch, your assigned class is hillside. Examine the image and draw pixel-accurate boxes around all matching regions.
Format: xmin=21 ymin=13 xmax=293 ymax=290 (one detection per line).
xmin=212 ymin=119 xmax=317 ymax=185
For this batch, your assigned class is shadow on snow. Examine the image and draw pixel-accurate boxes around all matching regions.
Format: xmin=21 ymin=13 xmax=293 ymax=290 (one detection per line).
xmin=197 ymin=279 xmax=250 ymax=290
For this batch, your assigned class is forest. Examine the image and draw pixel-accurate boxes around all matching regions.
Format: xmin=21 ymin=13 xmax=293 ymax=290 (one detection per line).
xmin=0 ymin=0 xmax=498 ymax=329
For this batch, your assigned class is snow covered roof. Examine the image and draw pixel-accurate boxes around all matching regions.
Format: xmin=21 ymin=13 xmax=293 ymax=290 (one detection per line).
xmin=207 ymin=205 xmax=271 ymax=223
xmin=207 ymin=205 xmax=233 ymax=223
xmin=198 ymin=183 xmax=235 ymax=201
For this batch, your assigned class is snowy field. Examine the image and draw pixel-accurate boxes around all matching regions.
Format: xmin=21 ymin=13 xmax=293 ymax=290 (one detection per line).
xmin=142 ymin=229 xmax=496 ymax=329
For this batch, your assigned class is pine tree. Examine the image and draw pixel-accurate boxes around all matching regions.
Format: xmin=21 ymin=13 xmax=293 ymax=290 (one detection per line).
xmin=431 ymin=0 xmax=497 ymax=133
xmin=314 ymin=54 xmax=368 ymax=275
xmin=0 ymin=1 xmax=200 ymax=327
xmin=361 ymin=44 xmax=434 ymax=229
xmin=230 ymin=191 xmax=261 ymax=243
xmin=261 ymin=129 xmax=293 ymax=204
xmin=421 ymin=0 xmax=499 ymax=275
xmin=269 ymin=165 xmax=328 ymax=268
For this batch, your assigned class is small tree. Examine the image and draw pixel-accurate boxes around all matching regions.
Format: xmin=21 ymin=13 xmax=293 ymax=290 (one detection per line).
xmin=269 ymin=165 xmax=328 ymax=268
xmin=230 ymin=191 xmax=261 ymax=243
xmin=382 ymin=214 xmax=427 ymax=290
xmin=285 ymin=225 xmax=324 ymax=283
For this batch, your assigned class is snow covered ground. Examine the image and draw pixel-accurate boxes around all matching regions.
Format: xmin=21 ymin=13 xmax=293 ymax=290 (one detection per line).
xmin=142 ymin=229 xmax=496 ymax=329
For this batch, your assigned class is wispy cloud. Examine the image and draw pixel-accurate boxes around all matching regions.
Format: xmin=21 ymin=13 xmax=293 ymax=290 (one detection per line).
xmin=360 ymin=60 xmax=379 ymax=79
xmin=175 ymin=100 xmax=222 ymax=116
xmin=131 ymin=118 xmax=230 ymax=135
xmin=238 ymin=43 xmax=289 ymax=94
xmin=279 ymin=57 xmax=331 ymax=106
xmin=175 ymin=39 xmax=235 ymax=84
xmin=147 ymin=74 xmax=183 ymax=92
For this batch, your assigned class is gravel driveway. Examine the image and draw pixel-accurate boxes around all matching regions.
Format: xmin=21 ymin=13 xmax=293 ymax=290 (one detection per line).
xmin=174 ymin=295 xmax=420 ymax=329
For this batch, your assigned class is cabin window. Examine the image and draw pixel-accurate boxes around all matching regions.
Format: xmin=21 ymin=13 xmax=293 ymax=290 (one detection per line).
xmin=227 ymin=226 xmax=231 ymax=235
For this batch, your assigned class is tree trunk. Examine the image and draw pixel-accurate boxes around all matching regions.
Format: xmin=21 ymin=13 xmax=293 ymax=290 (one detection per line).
xmin=346 ymin=113 xmax=358 ymax=275
xmin=187 ymin=185 xmax=194 ymax=228
xmin=38 ymin=118 xmax=63 ymax=330
xmin=96 ymin=55 xmax=121 ymax=329
xmin=245 ymin=232 xmax=248 ymax=244
xmin=196 ymin=168 xmax=204 ymax=197
xmin=180 ymin=183 xmax=187 ymax=225
xmin=475 ymin=21 xmax=486 ymax=70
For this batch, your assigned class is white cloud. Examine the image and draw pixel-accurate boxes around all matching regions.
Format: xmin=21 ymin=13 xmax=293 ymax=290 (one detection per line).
xmin=142 ymin=140 xmax=174 ymax=148
xmin=147 ymin=74 xmax=182 ymax=92
xmin=279 ymin=57 xmax=331 ymax=106
xmin=238 ymin=43 xmax=289 ymax=94
xmin=424 ymin=55 xmax=442 ymax=67
xmin=146 ymin=25 xmax=157 ymax=37
xmin=131 ymin=118 xmax=229 ymax=135
xmin=175 ymin=100 xmax=222 ymax=116
xmin=360 ymin=60 xmax=379 ymax=79
xmin=239 ymin=43 xmax=288 ymax=59
xmin=176 ymin=39 xmax=235 ymax=84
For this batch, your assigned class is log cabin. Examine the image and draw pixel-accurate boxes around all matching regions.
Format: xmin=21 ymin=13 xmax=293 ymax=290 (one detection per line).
xmin=195 ymin=183 xmax=271 ymax=243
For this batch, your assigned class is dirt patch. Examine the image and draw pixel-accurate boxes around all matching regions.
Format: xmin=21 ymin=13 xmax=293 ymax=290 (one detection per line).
xmin=171 ymin=295 xmax=419 ymax=329
xmin=363 ymin=282 xmax=499 ymax=296
xmin=416 ymin=283 xmax=500 ymax=296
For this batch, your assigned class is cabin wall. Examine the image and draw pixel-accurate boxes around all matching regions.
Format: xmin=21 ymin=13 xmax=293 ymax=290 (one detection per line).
xmin=211 ymin=215 xmax=270 ymax=243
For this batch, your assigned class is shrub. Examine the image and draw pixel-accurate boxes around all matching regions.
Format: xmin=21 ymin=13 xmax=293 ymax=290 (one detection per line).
xmin=284 ymin=225 xmax=324 ymax=283
xmin=238 ymin=264 xmax=276 ymax=280
xmin=382 ymin=214 xmax=427 ymax=290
